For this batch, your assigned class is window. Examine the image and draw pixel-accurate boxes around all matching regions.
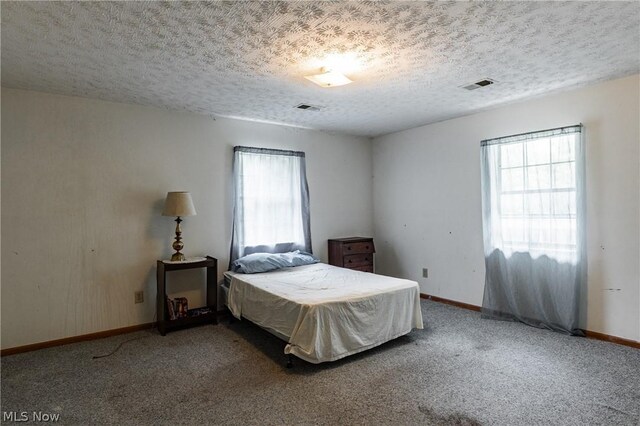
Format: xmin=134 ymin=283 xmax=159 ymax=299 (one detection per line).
xmin=481 ymin=125 xmax=583 ymax=264
xmin=229 ymin=146 xmax=312 ymax=264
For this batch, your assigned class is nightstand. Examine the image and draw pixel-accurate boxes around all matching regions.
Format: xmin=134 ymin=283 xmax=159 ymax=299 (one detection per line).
xmin=156 ymin=256 xmax=217 ymax=335
xmin=328 ymin=237 xmax=375 ymax=272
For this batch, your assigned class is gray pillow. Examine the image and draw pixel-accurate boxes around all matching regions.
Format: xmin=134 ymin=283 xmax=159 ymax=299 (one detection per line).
xmin=232 ymin=251 xmax=319 ymax=274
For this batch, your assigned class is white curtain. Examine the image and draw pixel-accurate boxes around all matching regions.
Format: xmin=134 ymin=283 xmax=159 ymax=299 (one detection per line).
xmin=229 ymin=146 xmax=312 ymax=267
xmin=480 ymin=125 xmax=586 ymax=334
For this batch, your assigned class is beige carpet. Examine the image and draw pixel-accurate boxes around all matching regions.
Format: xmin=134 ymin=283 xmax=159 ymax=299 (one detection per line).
xmin=2 ymin=300 xmax=639 ymax=425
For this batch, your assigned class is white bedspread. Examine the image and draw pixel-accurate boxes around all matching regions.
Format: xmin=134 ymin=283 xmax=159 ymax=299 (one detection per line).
xmin=226 ymin=263 xmax=423 ymax=363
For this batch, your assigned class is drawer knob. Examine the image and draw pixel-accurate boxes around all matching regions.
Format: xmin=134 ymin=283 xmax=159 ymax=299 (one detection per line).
xmin=348 ymin=259 xmax=352 ymax=263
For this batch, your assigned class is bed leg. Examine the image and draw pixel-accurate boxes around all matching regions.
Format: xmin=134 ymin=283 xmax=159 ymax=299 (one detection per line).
xmin=286 ymin=354 xmax=293 ymax=369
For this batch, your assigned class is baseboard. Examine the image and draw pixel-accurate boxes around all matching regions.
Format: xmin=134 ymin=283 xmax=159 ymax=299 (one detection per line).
xmin=420 ymin=293 xmax=481 ymax=312
xmin=1 ymin=308 xmax=231 ymax=356
xmin=1 ymin=322 xmax=155 ymax=356
xmin=582 ymin=330 xmax=640 ymax=349
xmin=420 ymin=293 xmax=640 ymax=349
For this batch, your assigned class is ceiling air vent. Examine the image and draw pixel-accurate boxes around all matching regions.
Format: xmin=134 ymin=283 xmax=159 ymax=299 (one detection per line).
xmin=295 ymin=103 xmax=322 ymax=111
xmin=461 ymin=78 xmax=496 ymax=91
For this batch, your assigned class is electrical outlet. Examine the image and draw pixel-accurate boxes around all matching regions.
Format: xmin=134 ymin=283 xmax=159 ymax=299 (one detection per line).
xmin=422 ymin=268 xmax=428 ymax=278
xmin=134 ymin=291 xmax=144 ymax=304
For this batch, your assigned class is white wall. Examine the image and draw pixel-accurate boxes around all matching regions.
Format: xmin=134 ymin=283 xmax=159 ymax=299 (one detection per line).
xmin=3 ymin=74 xmax=638 ymax=349
xmin=373 ymin=74 xmax=640 ymax=342
xmin=1 ymin=88 xmax=373 ymax=349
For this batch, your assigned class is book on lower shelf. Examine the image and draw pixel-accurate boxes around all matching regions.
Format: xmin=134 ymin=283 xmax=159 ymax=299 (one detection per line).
xmin=166 ymin=297 xmax=212 ymax=320
xmin=166 ymin=296 xmax=176 ymax=320
xmin=166 ymin=296 xmax=188 ymax=320
xmin=188 ymin=307 xmax=213 ymax=317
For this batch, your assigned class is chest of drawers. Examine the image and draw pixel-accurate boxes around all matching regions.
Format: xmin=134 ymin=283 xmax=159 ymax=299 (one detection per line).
xmin=328 ymin=237 xmax=375 ymax=273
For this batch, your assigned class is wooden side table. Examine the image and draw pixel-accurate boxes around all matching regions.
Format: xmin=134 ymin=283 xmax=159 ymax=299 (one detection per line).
xmin=157 ymin=256 xmax=217 ymax=335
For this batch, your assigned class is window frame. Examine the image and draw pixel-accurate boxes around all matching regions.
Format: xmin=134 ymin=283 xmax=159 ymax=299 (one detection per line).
xmin=482 ymin=125 xmax=583 ymax=262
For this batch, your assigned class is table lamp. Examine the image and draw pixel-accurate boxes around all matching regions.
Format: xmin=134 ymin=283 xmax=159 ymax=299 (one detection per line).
xmin=162 ymin=191 xmax=196 ymax=261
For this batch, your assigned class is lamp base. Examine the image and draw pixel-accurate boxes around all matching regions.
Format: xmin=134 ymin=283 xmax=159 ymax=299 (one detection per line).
xmin=170 ymin=216 xmax=186 ymax=262
xmin=171 ymin=252 xmax=186 ymax=262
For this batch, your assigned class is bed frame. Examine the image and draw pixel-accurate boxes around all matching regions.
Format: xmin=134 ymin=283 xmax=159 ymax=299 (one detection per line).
xmin=227 ymin=311 xmax=296 ymax=368
xmin=223 ymin=279 xmax=296 ymax=368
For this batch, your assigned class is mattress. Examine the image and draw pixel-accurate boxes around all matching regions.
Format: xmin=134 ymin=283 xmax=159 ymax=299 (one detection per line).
xmin=224 ymin=263 xmax=423 ymax=363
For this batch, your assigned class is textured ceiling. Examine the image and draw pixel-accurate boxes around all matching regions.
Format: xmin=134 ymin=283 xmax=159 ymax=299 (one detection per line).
xmin=2 ymin=1 xmax=639 ymax=137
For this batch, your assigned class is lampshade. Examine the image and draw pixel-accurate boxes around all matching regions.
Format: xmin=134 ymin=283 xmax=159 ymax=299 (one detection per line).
xmin=162 ymin=192 xmax=196 ymax=217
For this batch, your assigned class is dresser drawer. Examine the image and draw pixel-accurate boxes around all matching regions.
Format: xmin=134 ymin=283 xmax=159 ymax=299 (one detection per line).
xmin=344 ymin=253 xmax=373 ymax=268
xmin=351 ymin=265 xmax=373 ymax=273
xmin=343 ymin=241 xmax=374 ymax=255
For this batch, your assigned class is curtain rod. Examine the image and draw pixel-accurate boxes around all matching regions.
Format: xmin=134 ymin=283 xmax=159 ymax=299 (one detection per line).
xmin=481 ymin=124 xmax=582 ymax=146
xmin=234 ymin=145 xmax=305 ymax=157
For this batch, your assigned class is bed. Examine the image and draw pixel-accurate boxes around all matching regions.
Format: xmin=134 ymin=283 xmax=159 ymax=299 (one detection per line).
xmin=223 ymin=262 xmax=423 ymax=364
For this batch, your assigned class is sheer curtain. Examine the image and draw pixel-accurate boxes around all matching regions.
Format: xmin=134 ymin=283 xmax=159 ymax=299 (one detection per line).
xmin=229 ymin=146 xmax=312 ymax=268
xmin=480 ymin=125 xmax=586 ymax=335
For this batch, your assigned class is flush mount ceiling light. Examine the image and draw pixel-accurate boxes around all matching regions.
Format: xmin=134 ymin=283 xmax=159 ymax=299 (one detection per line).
xmin=304 ymin=67 xmax=353 ymax=88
